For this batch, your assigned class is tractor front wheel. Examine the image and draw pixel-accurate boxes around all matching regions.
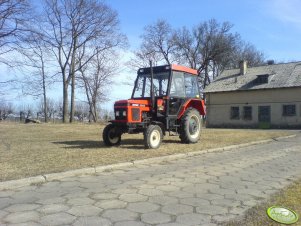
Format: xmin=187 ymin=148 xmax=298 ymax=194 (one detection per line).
xmin=103 ymin=124 xmax=121 ymax=146
xmin=144 ymin=125 xmax=163 ymax=149
xmin=179 ymin=108 xmax=201 ymax=143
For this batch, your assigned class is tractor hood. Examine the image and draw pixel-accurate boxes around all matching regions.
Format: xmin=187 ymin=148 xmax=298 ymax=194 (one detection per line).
xmin=114 ymin=99 xmax=151 ymax=107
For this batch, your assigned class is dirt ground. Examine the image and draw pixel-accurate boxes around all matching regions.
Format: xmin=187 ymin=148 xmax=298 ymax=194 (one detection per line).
xmin=0 ymin=122 xmax=295 ymax=181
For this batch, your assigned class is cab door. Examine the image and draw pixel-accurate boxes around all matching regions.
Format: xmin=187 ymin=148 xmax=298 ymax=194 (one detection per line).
xmin=167 ymin=71 xmax=186 ymax=116
xmin=167 ymin=72 xmax=200 ymax=116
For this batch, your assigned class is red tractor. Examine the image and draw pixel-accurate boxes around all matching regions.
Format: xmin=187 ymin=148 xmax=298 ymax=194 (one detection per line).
xmin=103 ymin=63 xmax=206 ymax=149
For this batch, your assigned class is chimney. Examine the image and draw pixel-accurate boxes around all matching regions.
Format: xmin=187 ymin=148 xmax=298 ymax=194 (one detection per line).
xmin=239 ymin=60 xmax=247 ymax=75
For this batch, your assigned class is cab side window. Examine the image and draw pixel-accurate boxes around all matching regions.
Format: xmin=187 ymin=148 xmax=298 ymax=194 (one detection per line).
xmin=170 ymin=72 xmax=185 ymax=97
xmin=184 ymin=73 xmax=199 ymax=98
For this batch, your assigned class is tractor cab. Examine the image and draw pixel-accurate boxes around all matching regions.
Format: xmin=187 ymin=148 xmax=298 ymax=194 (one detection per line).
xmin=132 ymin=64 xmax=201 ymax=117
xmin=103 ymin=64 xmax=206 ymax=149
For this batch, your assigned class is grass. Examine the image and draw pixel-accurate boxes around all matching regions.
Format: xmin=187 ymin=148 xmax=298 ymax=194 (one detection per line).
xmin=224 ymin=179 xmax=301 ymax=226
xmin=0 ymin=122 xmax=295 ymax=182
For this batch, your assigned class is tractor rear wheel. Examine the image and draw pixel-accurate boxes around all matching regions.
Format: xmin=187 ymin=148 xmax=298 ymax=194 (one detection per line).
xmin=144 ymin=125 xmax=163 ymax=149
xmin=103 ymin=124 xmax=121 ymax=146
xmin=179 ymin=108 xmax=201 ymax=143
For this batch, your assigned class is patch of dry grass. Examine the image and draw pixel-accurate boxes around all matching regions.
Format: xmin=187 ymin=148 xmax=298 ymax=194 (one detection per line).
xmin=0 ymin=122 xmax=295 ymax=181
xmin=224 ymin=179 xmax=301 ymax=226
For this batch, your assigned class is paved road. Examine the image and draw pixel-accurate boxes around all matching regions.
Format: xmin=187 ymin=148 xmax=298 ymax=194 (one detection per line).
xmin=1 ymin=134 xmax=301 ymax=226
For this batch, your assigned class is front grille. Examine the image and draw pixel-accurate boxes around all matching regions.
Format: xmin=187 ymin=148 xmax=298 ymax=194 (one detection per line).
xmin=115 ymin=108 xmax=126 ymax=120
xmin=131 ymin=108 xmax=140 ymax=121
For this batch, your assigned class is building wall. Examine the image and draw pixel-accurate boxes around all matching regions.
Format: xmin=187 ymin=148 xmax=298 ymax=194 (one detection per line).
xmin=206 ymin=87 xmax=301 ymax=128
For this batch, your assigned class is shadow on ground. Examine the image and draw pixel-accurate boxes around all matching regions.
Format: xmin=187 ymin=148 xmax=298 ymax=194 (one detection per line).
xmin=53 ymin=138 xmax=181 ymax=150
xmin=53 ymin=139 xmax=146 ymax=149
xmin=53 ymin=140 xmax=106 ymax=149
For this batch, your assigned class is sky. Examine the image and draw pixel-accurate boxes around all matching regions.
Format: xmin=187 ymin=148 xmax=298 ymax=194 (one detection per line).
xmin=2 ymin=0 xmax=301 ymax=111
xmin=106 ymin=0 xmax=301 ymax=61
xmin=103 ymin=0 xmax=301 ymax=109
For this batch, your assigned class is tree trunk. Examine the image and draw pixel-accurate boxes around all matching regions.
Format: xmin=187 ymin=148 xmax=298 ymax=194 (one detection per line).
xmin=69 ymin=37 xmax=77 ymax=123
xmin=92 ymin=101 xmax=98 ymax=122
xmin=43 ymin=83 xmax=48 ymax=123
xmin=70 ymin=73 xmax=75 ymax=123
xmin=212 ymin=62 xmax=216 ymax=80
xmin=203 ymin=64 xmax=208 ymax=88
xmin=63 ymin=83 xmax=69 ymax=123
xmin=81 ymin=70 xmax=97 ymax=122
xmin=42 ymin=61 xmax=48 ymax=123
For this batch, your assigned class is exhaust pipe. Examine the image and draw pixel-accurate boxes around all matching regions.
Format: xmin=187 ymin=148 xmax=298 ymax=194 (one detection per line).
xmin=149 ymin=60 xmax=155 ymax=113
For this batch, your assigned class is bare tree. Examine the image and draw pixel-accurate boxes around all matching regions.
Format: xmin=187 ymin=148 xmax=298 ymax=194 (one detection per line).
xmin=15 ymin=28 xmax=54 ymax=122
xmin=0 ymin=100 xmax=13 ymax=120
xmin=18 ymin=103 xmax=33 ymax=120
xmin=173 ymin=19 xmax=239 ymax=88
xmin=54 ymin=99 xmax=63 ymax=120
xmin=0 ymin=80 xmax=15 ymax=96
xmin=41 ymin=0 xmax=126 ymax=123
xmin=131 ymin=19 xmax=174 ymax=68
xmin=234 ymin=42 xmax=265 ymax=68
xmin=172 ymin=26 xmax=201 ymax=69
xmin=135 ymin=19 xmax=265 ymax=91
xmin=0 ymin=0 xmax=30 ymax=99
xmin=0 ymin=0 xmax=29 ymax=56
xmin=78 ymin=50 xmax=117 ymax=122
xmin=74 ymin=101 xmax=89 ymax=122
xmin=36 ymin=97 xmax=56 ymax=122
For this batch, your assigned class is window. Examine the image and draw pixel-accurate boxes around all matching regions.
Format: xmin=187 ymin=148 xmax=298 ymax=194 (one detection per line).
xmin=283 ymin=104 xmax=296 ymax=116
xmin=255 ymin=74 xmax=269 ymax=84
xmin=243 ymin=106 xmax=252 ymax=120
xmin=170 ymin=72 xmax=185 ymax=97
xmin=133 ymin=72 xmax=169 ymax=98
xmin=230 ymin=107 xmax=240 ymax=120
xmin=258 ymin=106 xmax=271 ymax=122
xmin=184 ymin=73 xmax=199 ymax=98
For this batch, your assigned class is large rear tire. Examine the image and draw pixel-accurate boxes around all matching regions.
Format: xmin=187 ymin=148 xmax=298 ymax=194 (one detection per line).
xmin=179 ymin=108 xmax=201 ymax=143
xmin=103 ymin=124 xmax=121 ymax=146
xmin=144 ymin=125 xmax=163 ymax=149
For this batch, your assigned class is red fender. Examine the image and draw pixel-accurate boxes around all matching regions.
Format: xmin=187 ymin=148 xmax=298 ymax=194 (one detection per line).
xmin=177 ymin=99 xmax=206 ymax=119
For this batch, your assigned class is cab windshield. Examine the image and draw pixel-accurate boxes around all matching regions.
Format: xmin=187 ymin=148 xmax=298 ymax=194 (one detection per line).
xmin=132 ymin=72 xmax=169 ymax=98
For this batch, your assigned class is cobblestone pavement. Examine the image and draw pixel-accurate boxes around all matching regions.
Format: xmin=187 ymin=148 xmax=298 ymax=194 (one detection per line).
xmin=1 ymin=134 xmax=301 ymax=226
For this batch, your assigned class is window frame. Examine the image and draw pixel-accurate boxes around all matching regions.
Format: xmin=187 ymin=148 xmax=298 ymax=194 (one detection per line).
xmin=282 ymin=104 xmax=296 ymax=117
xmin=169 ymin=71 xmax=186 ymax=98
xmin=184 ymin=73 xmax=199 ymax=98
xmin=230 ymin=106 xmax=240 ymax=120
xmin=255 ymin=74 xmax=269 ymax=84
xmin=243 ymin=106 xmax=252 ymax=120
xmin=132 ymin=72 xmax=170 ymax=98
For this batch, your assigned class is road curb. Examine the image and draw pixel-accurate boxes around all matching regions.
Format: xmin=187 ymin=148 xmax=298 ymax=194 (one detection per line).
xmin=0 ymin=176 xmax=45 ymax=191
xmin=95 ymin=162 xmax=134 ymax=173
xmin=0 ymin=134 xmax=296 ymax=190
xmin=44 ymin=167 xmax=96 ymax=181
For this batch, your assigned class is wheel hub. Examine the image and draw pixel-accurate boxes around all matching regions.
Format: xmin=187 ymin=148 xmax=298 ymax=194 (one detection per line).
xmin=189 ymin=115 xmax=200 ymax=139
xmin=150 ymin=130 xmax=160 ymax=147
xmin=108 ymin=128 xmax=119 ymax=143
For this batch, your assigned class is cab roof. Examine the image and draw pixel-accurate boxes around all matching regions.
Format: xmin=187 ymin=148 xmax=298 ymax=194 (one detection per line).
xmin=171 ymin=64 xmax=198 ymax=75
xmin=137 ymin=64 xmax=198 ymax=76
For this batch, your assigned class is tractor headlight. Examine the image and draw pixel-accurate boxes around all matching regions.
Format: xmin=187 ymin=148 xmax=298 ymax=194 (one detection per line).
xmin=122 ymin=111 xmax=126 ymax=117
xmin=115 ymin=111 xmax=120 ymax=117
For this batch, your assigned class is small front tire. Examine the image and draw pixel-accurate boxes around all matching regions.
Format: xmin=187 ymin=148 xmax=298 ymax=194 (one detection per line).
xmin=144 ymin=125 xmax=163 ymax=149
xmin=103 ymin=124 xmax=121 ymax=146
